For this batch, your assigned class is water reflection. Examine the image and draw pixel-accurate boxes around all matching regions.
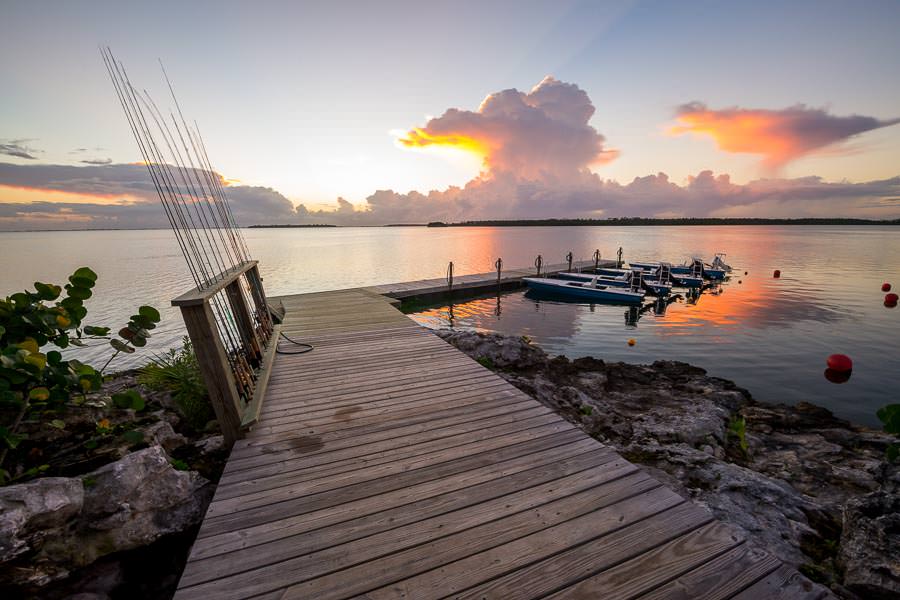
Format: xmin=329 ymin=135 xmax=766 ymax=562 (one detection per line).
xmin=409 ymin=244 xmax=900 ymax=428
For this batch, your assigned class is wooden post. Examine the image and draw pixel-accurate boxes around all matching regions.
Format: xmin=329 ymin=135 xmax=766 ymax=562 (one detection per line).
xmin=179 ymin=302 xmax=244 ymax=445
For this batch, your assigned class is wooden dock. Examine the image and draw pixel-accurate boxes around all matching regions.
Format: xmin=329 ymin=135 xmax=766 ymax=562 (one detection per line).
xmin=365 ymin=259 xmax=611 ymax=301
xmin=174 ymin=286 xmax=828 ymax=600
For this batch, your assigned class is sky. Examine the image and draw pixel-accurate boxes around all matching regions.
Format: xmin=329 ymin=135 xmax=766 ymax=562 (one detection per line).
xmin=1 ymin=0 xmax=899 ymax=229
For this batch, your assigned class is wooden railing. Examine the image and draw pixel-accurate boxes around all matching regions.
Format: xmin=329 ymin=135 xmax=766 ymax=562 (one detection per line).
xmin=172 ymin=261 xmax=279 ymax=445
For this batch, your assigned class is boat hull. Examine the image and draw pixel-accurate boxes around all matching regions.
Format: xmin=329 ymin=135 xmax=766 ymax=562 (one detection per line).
xmin=557 ymin=271 xmax=672 ymax=296
xmin=523 ymin=277 xmax=645 ymax=304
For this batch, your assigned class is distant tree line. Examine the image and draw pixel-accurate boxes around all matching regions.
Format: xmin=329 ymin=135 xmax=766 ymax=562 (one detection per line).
xmin=427 ymin=217 xmax=900 ymax=227
xmin=248 ymin=224 xmax=337 ymax=228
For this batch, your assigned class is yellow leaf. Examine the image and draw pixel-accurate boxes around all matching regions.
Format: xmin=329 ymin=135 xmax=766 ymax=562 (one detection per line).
xmin=56 ymin=315 xmax=71 ymax=327
xmin=24 ymin=352 xmax=47 ymax=370
xmin=17 ymin=338 xmax=39 ymax=354
xmin=97 ymin=418 xmax=111 ymax=429
xmin=29 ymin=387 xmax=50 ymax=401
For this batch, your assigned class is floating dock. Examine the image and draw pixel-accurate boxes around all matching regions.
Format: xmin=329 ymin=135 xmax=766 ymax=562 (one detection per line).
xmin=174 ymin=273 xmax=829 ymax=599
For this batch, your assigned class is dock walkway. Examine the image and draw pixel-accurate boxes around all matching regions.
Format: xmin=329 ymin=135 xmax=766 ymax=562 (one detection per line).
xmin=174 ymin=287 xmax=827 ymax=600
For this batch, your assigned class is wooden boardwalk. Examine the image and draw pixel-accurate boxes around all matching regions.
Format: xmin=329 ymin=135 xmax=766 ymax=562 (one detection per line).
xmin=174 ymin=288 xmax=827 ymax=600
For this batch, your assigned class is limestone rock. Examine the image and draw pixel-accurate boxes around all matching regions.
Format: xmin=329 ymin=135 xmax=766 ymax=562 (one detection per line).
xmin=840 ymin=489 xmax=900 ymax=599
xmin=0 ymin=477 xmax=83 ymax=562
xmin=143 ymin=421 xmax=188 ymax=452
xmin=0 ymin=446 xmax=211 ymax=587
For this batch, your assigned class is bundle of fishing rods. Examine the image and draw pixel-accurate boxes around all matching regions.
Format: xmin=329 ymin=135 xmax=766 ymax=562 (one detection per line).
xmin=100 ymin=46 xmax=272 ymax=401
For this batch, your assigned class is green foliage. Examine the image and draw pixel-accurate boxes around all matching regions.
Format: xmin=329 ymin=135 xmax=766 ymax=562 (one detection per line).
xmin=139 ymin=337 xmax=211 ymax=430
xmin=727 ymin=416 xmax=749 ymax=456
xmin=0 ymin=268 xmax=160 ymax=479
xmin=476 ymin=356 xmax=495 ymax=370
xmin=111 ymin=389 xmax=145 ymax=411
xmin=121 ymin=429 xmax=145 ymax=445
xmin=876 ymin=403 xmax=900 ymax=462
xmin=579 ymin=405 xmax=593 ymax=416
xmin=170 ymin=458 xmax=190 ymax=471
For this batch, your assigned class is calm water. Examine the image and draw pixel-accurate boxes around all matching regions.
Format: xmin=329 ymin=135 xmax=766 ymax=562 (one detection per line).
xmin=1 ymin=226 xmax=898 ymax=425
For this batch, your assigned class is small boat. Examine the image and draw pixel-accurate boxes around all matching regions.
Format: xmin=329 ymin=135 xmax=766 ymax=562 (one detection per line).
xmin=523 ymin=276 xmax=645 ymax=304
xmin=557 ymin=270 xmax=672 ymax=296
xmin=710 ymin=253 xmax=732 ymax=273
xmin=627 ymin=261 xmax=705 ymax=288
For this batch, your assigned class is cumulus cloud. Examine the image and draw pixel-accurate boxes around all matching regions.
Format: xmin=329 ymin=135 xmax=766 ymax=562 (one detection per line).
xmin=0 ymin=139 xmax=40 ymax=160
xmin=398 ymin=76 xmax=617 ymax=180
xmin=294 ymin=171 xmax=900 ymax=224
xmin=669 ymin=102 xmax=900 ymax=170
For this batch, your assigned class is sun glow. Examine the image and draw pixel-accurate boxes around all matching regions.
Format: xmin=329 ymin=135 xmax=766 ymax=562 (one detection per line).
xmin=397 ymin=128 xmax=490 ymax=158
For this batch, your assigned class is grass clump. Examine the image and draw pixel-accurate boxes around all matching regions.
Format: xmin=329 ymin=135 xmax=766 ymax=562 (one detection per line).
xmin=139 ymin=337 xmax=212 ymax=431
xmin=476 ymin=356 xmax=495 ymax=370
xmin=727 ymin=416 xmax=749 ymax=457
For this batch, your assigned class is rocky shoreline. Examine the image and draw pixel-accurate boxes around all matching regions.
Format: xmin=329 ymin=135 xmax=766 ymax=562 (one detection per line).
xmin=0 ymin=372 xmax=228 ymax=599
xmin=436 ymin=329 xmax=899 ymax=600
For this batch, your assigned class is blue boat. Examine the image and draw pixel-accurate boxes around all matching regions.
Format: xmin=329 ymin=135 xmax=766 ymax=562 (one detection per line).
xmin=523 ymin=276 xmax=645 ymax=304
xmin=557 ymin=270 xmax=672 ymax=296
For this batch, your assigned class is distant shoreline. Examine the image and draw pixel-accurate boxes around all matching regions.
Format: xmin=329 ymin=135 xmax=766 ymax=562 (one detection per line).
xmin=426 ymin=217 xmax=900 ymax=227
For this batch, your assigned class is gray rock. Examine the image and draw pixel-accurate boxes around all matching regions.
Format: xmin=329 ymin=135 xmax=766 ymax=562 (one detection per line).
xmin=0 ymin=477 xmax=83 ymax=562
xmin=143 ymin=421 xmax=188 ymax=452
xmin=840 ymin=490 xmax=900 ymax=599
xmin=194 ymin=434 xmax=225 ymax=455
xmin=0 ymin=446 xmax=212 ymax=587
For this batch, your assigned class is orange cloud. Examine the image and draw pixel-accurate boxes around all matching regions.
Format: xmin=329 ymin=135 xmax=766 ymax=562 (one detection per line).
xmin=669 ymin=103 xmax=900 ymax=170
xmin=397 ymin=76 xmax=617 ymax=181
xmin=0 ymin=184 xmax=143 ymax=205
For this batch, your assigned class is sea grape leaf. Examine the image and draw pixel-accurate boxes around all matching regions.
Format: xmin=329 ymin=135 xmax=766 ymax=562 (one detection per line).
xmin=138 ymin=306 xmax=161 ymax=322
xmin=72 ymin=267 xmax=98 ymax=283
xmin=110 ymin=339 xmax=134 ymax=354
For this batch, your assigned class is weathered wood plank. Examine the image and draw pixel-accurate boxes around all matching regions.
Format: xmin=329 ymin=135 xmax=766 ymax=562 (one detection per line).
xmin=543 ymin=521 xmax=743 ymax=600
xmin=638 ymin=543 xmax=782 ymax=600
xmin=179 ymin=463 xmax=658 ymax=600
xmin=729 ymin=564 xmax=831 ymax=600
xmin=196 ymin=424 xmax=581 ymax=538
xmin=277 ymin=478 xmax=680 ymax=600
xmin=203 ymin=417 xmax=576 ymax=521
xmin=189 ymin=436 xmax=600 ymax=563
xmin=179 ymin=448 xmax=620 ymax=587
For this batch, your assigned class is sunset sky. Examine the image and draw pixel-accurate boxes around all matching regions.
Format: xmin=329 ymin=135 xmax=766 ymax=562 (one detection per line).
xmin=2 ymin=0 xmax=899 ymax=229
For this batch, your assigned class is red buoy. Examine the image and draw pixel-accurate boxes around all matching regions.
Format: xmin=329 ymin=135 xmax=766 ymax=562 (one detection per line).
xmin=886 ymin=292 xmax=899 ymax=307
xmin=883 ymin=283 xmax=892 ymax=292
xmin=773 ymin=269 xmax=781 ymax=278
xmin=826 ymin=354 xmax=853 ymax=372
xmin=824 ymin=368 xmax=851 ymax=384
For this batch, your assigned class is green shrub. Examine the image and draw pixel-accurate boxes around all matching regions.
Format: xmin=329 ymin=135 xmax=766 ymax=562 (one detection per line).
xmin=0 ymin=268 xmax=159 ymax=482
xmin=139 ymin=337 xmax=211 ymax=430
xmin=876 ymin=404 xmax=900 ymax=462
xmin=727 ymin=416 xmax=749 ymax=457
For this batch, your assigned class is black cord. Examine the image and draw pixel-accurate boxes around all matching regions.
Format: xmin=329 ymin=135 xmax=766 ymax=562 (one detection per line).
xmin=275 ymin=331 xmax=314 ymax=355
